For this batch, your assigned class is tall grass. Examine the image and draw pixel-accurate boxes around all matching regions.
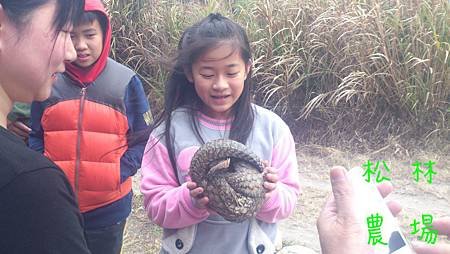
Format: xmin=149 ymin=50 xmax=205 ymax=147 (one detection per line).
xmin=107 ymin=0 xmax=449 ymax=151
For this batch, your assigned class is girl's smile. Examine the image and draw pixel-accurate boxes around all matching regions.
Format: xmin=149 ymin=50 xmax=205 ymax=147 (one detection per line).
xmin=211 ymin=94 xmax=231 ymax=104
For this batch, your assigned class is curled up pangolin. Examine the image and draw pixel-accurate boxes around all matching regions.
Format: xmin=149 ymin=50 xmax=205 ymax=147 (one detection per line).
xmin=189 ymin=139 xmax=266 ymax=222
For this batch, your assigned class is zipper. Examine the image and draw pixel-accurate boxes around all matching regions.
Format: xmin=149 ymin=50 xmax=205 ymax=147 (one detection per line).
xmin=74 ymin=87 xmax=87 ymax=196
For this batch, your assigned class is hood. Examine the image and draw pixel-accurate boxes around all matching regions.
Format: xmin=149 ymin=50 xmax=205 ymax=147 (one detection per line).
xmin=65 ymin=0 xmax=111 ymax=85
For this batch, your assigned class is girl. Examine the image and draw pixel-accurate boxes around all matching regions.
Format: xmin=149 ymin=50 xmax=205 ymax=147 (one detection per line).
xmin=0 ymin=0 xmax=90 ymax=253
xmin=140 ymin=13 xmax=300 ymax=254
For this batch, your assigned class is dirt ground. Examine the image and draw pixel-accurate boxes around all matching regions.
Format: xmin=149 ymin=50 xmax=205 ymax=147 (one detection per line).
xmin=122 ymin=144 xmax=450 ymax=253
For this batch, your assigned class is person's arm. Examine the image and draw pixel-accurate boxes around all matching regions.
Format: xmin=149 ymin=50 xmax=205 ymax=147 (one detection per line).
xmin=120 ymin=75 xmax=151 ymax=182
xmin=29 ymin=101 xmax=45 ymax=153
xmin=256 ymin=130 xmax=301 ymax=223
xmin=1 ymin=167 xmax=90 ymax=254
xmin=140 ymin=135 xmax=209 ymax=229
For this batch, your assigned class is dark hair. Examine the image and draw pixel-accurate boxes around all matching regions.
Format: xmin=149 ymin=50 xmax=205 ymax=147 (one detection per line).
xmin=0 ymin=0 xmax=84 ymax=38
xmin=75 ymin=11 xmax=108 ymax=38
xmin=144 ymin=13 xmax=255 ymax=183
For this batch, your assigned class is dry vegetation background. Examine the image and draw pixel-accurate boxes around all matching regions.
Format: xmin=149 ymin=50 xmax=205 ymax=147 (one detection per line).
xmin=102 ymin=0 xmax=449 ymax=252
xmin=107 ymin=0 xmax=449 ymax=152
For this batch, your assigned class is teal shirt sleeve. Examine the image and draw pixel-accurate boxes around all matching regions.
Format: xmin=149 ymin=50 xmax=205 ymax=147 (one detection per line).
xmin=7 ymin=103 xmax=31 ymax=125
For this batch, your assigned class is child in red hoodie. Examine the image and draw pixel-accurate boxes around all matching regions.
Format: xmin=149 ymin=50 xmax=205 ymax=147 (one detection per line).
xmin=29 ymin=0 xmax=151 ymax=253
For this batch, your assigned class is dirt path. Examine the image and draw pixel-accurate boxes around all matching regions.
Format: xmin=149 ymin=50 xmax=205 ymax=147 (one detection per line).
xmin=122 ymin=146 xmax=450 ymax=253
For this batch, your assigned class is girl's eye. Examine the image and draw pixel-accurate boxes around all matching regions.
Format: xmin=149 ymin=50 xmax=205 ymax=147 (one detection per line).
xmin=200 ymin=74 xmax=214 ymax=78
xmin=228 ymin=72 xmax=239 ymax=77
xmin=86 ymin=34 xmax=96 ymax=38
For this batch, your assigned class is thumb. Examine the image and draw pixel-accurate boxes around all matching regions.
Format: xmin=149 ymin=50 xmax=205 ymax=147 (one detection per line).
xmin=330 ymin=166 xmax=355 ymax=220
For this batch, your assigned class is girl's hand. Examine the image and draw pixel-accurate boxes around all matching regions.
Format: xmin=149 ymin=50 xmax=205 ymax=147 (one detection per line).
xmin=262 ymin=160 xmax=278 ymax=199
xmin=186 ymin=181 xmax=209 ymax=209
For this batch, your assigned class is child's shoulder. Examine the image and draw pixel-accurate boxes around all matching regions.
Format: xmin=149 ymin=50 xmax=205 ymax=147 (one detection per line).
xmin=171 ymin=107 xmax=191 ymax=120
xmin=105 ymin=58 xmax=136 ymax=75
xmin=151 ymin=107 xmax=191 ymax=137
xmin=249 ymin=104 xmax=292 ymax=147
xmin=252 ymin=104 xmax=286 ymax=125
xmin=92 ymin=58 xmax=137 ymax=87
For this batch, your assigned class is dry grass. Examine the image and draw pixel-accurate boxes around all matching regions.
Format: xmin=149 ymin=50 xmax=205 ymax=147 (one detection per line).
xmin=106 ymin=0 xmax=450 ymax=151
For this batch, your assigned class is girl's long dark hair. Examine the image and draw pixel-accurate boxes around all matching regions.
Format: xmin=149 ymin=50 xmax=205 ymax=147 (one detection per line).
xmin=141 ymin=13 xmax=255 ymax=184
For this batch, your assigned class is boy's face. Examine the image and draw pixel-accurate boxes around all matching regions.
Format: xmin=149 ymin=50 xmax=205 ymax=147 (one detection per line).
xmin=70 ymin=19 xmax=104 ymax=68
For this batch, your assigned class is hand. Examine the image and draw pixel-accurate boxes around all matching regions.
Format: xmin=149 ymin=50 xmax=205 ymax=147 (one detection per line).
xmin=262 ymin=160 xmax=278 ymax=199
xmin=7 ymin=119 xmax=31 ymax=141
xmin=317 ymin=166 xmax=402 ymax=254
xmin=412 ymin=217 xmax=450 ymax=254
xmin=186 ymin=181 xmax=209 ymax=209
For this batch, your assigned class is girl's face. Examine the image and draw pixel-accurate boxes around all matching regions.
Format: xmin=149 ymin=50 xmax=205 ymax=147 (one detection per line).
xmin=187 ymin=43 xmax=251 ymax=119
xmin=0 ymin=1 xmax=76 ymax=103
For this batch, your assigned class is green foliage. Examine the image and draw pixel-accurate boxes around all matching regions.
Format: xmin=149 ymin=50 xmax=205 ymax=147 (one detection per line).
xmin=107 ymin=0 xmax=449 ymax=149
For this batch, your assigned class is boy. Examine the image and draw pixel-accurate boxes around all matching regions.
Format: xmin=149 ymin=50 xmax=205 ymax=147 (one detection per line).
xmin=29 ymin=0 xmax=151 ymax=253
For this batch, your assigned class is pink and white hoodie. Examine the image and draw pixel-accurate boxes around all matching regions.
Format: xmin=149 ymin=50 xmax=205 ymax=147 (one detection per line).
xmin=140 ymin=104 xmax=300 ymax=254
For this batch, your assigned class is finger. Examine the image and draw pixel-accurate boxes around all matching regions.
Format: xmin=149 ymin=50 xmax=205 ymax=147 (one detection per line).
xmin=262 ymin=160 xmax=269 ymax=167
xmin=196 ymin=196 xmax=209 ymax=207
xmin=9 ymin=125 xmax=29 ymax=138
xmin=263 ymin=182 xmax=276 ymax=191
xmin=433 ymin=217 xmax=450 ymax=237
xmin=6 ymin=120 xmax=13 ymax=128
xmin=386 ymin=200 xmax=402 ymax=217
xmin=317 ymin=194 xmax=337 ymax=231
xmin=13 ymin=121 xmax=31 ymax=133
xmin=318 ymin=194 xmax=336 ymax=218
xmin=412 ymin=241 xmax=450 ymax=254
xmin=263 ymin=166 xmax=277 ymax=173
xmin=329 ymin=166 xmax=354 ymax=219
xmin=264 ymin=173 xmax=278 ymax=183
xmin=376 ymin=181 xmax=394 ymax=198
xmin=186 ymin=181 xmax=197 ymax=190
xmin=190 ymin=187 xmax=204 ymax=198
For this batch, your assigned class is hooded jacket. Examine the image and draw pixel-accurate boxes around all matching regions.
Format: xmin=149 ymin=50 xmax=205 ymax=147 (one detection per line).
xmin=29 ymin=0 xmax=151 ymax=229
